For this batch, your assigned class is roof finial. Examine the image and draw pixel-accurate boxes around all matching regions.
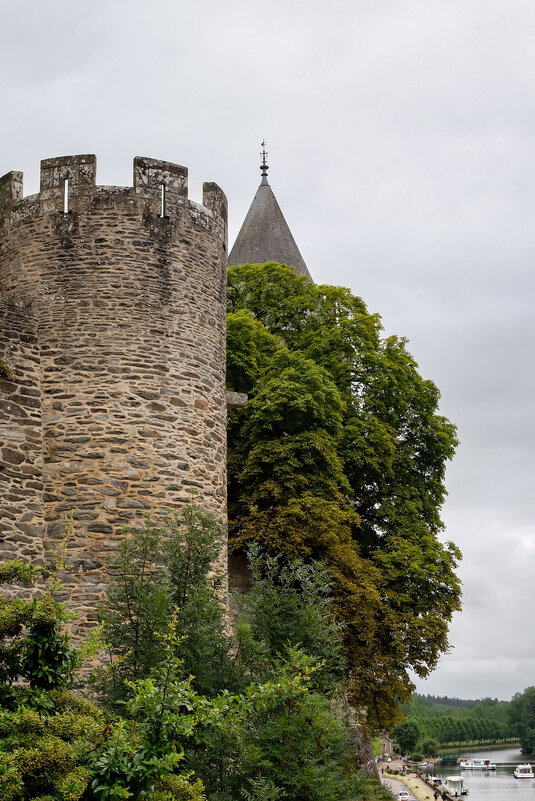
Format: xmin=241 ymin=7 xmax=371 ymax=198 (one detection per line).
xmin=260 ymin=139 xmax=269 ymax=185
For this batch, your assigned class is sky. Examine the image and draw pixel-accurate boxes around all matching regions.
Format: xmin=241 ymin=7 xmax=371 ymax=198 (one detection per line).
xmin=1 ymin=0 xmax=534 ymax=701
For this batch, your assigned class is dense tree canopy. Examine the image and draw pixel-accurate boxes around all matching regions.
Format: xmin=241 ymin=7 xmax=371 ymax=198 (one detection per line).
xmin=227 ymin=262 xmax=462 ymax=728
xmin=509 ymin=687 xmax=535 ymax=753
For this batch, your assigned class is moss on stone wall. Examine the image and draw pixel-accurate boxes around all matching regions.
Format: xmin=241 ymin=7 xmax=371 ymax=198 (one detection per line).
xmin=0 ymin=357 xmax=14 ymax=379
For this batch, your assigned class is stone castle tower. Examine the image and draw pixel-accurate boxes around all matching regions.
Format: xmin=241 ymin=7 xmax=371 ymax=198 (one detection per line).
xmin=0 ymin=154 xmax=228 ymax=631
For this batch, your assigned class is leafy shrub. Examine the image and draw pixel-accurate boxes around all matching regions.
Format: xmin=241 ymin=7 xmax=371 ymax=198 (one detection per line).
xmin=0 ymin=519 xmax=392 ymax=801
xmin=0 ymin=559 xmax=206 ymax=801
xmin=95 ymin=506 xmax=238 ymax=706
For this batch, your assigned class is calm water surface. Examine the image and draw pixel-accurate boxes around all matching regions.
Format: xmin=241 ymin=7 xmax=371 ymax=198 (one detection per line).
xmin=436 ymin=749 xmax=535 ymax=801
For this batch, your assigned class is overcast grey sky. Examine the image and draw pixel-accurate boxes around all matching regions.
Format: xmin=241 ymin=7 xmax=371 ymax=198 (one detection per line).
xmin=2 ymin=0 xmax=534 ymax=701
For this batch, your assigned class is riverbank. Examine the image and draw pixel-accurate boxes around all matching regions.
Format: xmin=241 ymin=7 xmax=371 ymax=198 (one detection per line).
xmin=392 ymin=774 xmax=433 ymax=801
xmin=378 ymin=760 xmax=436 ymax=801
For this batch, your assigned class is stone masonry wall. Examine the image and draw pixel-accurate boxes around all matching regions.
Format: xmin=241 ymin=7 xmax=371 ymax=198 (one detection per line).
xmin=0 ymin=155 xmax=228 ymax=632
xmin=0 ymin=298 xmax=45 ymax=563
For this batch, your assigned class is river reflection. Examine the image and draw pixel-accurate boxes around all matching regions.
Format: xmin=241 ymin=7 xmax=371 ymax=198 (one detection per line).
xmin=435 ymin=749 xmax=535 ymax=801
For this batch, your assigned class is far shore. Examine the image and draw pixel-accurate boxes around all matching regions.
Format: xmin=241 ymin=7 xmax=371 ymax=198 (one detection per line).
xmin=439 ymin=741 xmax=521 ymax=755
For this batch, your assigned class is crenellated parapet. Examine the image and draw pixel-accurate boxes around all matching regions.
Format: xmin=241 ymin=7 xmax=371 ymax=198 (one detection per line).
xmin=0 ymin=154 xmax=227 ymax=247
xmin=0 ymin=154 xmax=228 ymax=632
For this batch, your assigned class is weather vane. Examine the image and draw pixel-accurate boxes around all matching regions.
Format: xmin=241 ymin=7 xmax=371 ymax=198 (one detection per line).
xmin=260 ymin=140 xmax=269 ymax=179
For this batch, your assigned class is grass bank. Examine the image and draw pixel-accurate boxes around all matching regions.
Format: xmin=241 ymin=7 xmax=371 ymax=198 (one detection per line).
xmin=386 ymin=773 xmax=434 ymax=801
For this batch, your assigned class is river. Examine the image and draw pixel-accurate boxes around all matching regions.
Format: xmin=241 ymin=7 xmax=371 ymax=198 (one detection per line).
xmin=434 ymin=749 xmax=535 ymax=801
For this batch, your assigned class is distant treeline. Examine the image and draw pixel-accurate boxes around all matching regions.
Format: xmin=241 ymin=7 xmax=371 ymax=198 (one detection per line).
xmin=415 ymin=694 xmax=494 ymax=709
xmin=391 ymin=693 xmax=516 ymax=753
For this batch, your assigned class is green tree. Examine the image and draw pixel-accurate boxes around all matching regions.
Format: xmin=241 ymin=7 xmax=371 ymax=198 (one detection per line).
xmin=233 ymin=548 xmax=346 ymax=693
xmin=230 ymin=348 xmax=357 ymax=559
xmin=97 ymin=506 xmax=238 ymax=705
xmin=227 ymin=309 xmax=280 ymax=394
xmin=392 ymin=719 xmax=420 ymax=753
xmin=164 ymin=506 xmax=238 ymax=696
xmin=399 ymin=693 xmax=516 ymax=747
xmin=0 ymin=560 xmax=90 ymax=799
xmin=421 ymin=738 xmax=439 ymax=757
xmin=96 ymin=537 xmax=389 ymax=801
xmin=95 ymin=524 xmax=170 ymax=704
xmin=227 ymin=262 xmax=462 ymax=727
xmin=509 ymin=687 xmax=535 ymax=753
xmin=90 ymin=622 xmax=210 ymax=801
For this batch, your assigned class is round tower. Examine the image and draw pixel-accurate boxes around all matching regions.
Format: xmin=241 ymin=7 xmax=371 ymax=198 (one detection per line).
xmin=0 ymin=154 xmax=228 ymax=630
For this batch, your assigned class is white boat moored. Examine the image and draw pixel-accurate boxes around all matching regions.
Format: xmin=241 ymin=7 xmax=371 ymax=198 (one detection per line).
xmin=458 ymin=758 xmax=496 ymax=770
xmin=444 ymin=776 xmax=469 ymax=796
xmin=514 ymin=764 xmax=534 ymax=779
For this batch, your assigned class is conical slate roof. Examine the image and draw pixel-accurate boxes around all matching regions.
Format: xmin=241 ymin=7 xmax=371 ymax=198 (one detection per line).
xmin=228 ymin=151 xmax=311 ymax=280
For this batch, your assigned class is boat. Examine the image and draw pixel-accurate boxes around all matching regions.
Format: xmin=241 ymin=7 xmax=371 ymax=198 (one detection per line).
xmin=444 ymin=776 xmax=469 ymax=795
xmin=458 ymin=758 xmax=496 ymax=770
xmin=514 ymin=764 xmax=534 ymax=779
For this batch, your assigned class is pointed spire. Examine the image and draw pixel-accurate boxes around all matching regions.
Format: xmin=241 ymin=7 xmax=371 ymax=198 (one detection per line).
xmin=260 ymin=140 xmax=269 ymax=185
xmin=228 ymin=143 xmax=312 ymax=280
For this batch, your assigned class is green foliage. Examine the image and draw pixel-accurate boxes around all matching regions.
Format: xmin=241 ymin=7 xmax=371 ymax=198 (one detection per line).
xmin=240 ymin=776 xmax=288 ymax=801
xmin=230 ymin=348 xmax=357 ymax=560
xmin=95 ymin=522 xmax=171 ymax=704
xmin=0 ymin=542 xmax=389 ymax=801
xmin=97 ymin=523 xmax=384 ymax=801
xmin=421 ymin=738 xmax=440 ymax=757
xmin=233 ymin=548 xmax=345 ymax=693
xmin=0 ymin=560 xmax=97 ymax=799
xmin=0 ymin=356 xmax=14 ymax=380
xmin=232 ymin=653 xmax=360 ymax=801
xmin=96 ymin=506 xmax=238 ymax=706
xmin=0 ymin=671 xmax=107 ymax=800
xmin=227 ymin=262 xmax=462 ymax=727
xmin=164 ymin=506 xmax=238 ymax=696
xmin=0 ymin=559 xmax=208 ymax=801
xmin=396 ymin=693 xmax=516 ymax=748
xmin=226 ymin=310 xmax=280 ymax=394
xmin=187 ymin=647 xmax=383 ymax=801
xmin=182 ymin=548 xmax=387 ymax=801
xmin=0 ymin=559 xmax=47 ymax=585
xmin=509 ymin=686 xmax=535 ymax=753
xmin=371 ymin=737 xmax=382 ymax=756
xmin=393 ymin=718 xmax=420 ymax=753
xmin=21 ymin=595 xmax=78 ymax=690
xmin=0 ymin=562 xmax=77 ymax=701
xmin=98 ymin=588 xmax=382 ymax=801
xmin=152 ymin=773 xmax=205 ymax=801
